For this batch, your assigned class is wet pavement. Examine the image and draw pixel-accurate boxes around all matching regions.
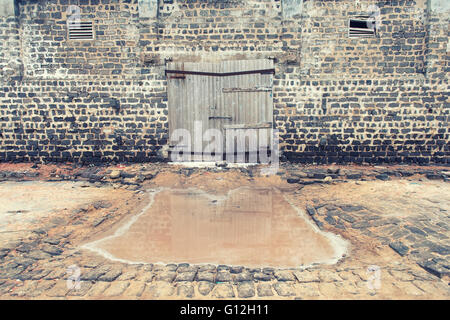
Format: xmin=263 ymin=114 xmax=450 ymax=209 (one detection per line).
xmin=0 ymin=162 xmax=449 ymax=299
xmin=83 ymin=187 xmax=347 ymax=268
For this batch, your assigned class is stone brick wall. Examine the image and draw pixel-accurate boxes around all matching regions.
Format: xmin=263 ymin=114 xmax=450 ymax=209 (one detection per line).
xmin=0 ymin=0 xmax=448 ymax=164
xmin=0 ymin=9 xmax=22 ymax=84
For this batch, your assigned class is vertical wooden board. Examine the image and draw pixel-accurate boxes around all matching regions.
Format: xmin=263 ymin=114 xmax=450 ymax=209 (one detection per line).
xmin=221 ymin=60 xmax=229 ymax=157
xmin=219 ymin=60 xmax=227 ymax=157
xmin=260 ymin=59 xmax=273 ymax=147
xmin=184 ymin=62 xmax=194 ymax=160
xmin=216 ymin=61 xmax=223 ymax=135
xmin=201 ymin=64 xmax=212 ymax=160
xmin=189 ymin=62 xmax=201 ymax=161
xmin=240 ymin=59 xmax=249 ymax=162
xmin=168 ymin=61 xmax=178 ymax=143
xmin=169 ymin=62 xmax=189 ymax=161
xmin=202 ymin=62 xmax=214 ymax=161
xmin=224 ymin=60 xmax=234 ymax=159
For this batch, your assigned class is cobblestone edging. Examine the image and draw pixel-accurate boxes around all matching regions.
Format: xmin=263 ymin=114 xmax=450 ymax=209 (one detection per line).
xmin=1 ymin=254 xmax=449 ymax=299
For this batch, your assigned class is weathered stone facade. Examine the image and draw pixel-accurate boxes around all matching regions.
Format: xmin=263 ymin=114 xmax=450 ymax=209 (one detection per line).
xmin=0 ymin=0 xmax=448 ymax=163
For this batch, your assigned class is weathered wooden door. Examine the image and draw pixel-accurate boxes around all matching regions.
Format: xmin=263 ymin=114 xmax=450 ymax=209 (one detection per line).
xmin=167 ymin=59 xmax=274 ymax=162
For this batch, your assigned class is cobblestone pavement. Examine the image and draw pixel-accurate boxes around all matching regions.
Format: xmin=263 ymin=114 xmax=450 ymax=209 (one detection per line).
xmin=0 ymin=163 xmax=449 ymax=299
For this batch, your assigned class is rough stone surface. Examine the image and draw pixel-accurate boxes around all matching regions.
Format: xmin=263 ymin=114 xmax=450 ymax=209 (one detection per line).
xmin=257 ymin=283 xmax=274 ymax=297
xmin=236 ymin=281 xmax=255 ymax=298
xmin=198 ymin=281 xmax=215 ymax=296
xmin=212 ymin=283 xmax=235 ymax=298
xmin=273 ymin=283 xmax=296 ymax=297
xmin=0 ymin=1 xmax=447 ymax=164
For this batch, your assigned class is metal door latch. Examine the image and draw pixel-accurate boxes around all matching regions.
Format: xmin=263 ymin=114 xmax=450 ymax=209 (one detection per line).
xmin=209 ymin=116 xmax=232 ymax=120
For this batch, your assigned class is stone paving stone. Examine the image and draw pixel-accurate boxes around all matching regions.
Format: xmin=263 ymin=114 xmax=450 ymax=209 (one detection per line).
xmin=412 ymin=280 xmax=443 ymax=295
xmin=337 ymin=281 xmax=360 ymax=295
xmin=46 ymin=280 xmax=70 ymax=297
xmin=393 ymin=281 xmax=425 ymax=296
xmin=295 ymin=282 xmax=320 ymax=297
xmin=165 ymin=264 xmax=178 ymax=271
xmin=10 ymin=281 xmax=39 ymax=297
xmin=253 ymin=272 xmax=272 ymax=281
xmin=82 ymin=265 xmax=111 ymax=281
xmin=0 ymin=265 xmax=25 ymax=279
xmin=293 ymin=270 xmax=320 ymax=283
xmin=175 ymin=271 xmax=196 ymax=282
xmin=198 ymin=281 xmax=215 ymax=296
xmin=352 ymin=269 xmax=370 ymax=281
xmin=30 ymin=268 xmax=52 ymax=280
xmin=197 ymin=271 xmax=215 ymax=282
xmin=236 ymin=281 xmax=255 ymax=298
xmin=389 ymin=241 xmax=410 ymax=256
xmin=44 ymin=268 xmax=67 ymax=280
xmin=217 ymin=265 xmax=230 ymax=272
xmin=27 ymin=250 xmax=52 ymax=261
xmin=176 ymin=265 xmax=198 ymax=273
xmin=176 ymin=282 xmax=195 ymax=298
xmin=256 ymin=283 xmax=274 ymax=297
xmin=103 ymin=281 xmax=130 ymax=297
xmin=404 ymin=225 xmax=427 ymax=237
xmin=391 ymin=229 xmax=410 ymax=240
xmin=389 ymin=270 xmax=415 ymax=281
xmin=98 ymin=266 xmax=123 ymax=282
xmin=409 ymin=270 xmax=438 ymax=281
xmin=338 ymin=270 xmax=362 ymax=283
xmin=418 ymin=260 xmax=449 ymax=279
xmin=135 ymin=272 xmax=154 ymax=282
xmin=12 ymin=257 xmax=35 ymax=268
xmin=41 ymin=244 xmax=63 ymax=256
xmin=351 ymin=221 xmax=371 ymax=229
xmin=212 ymin=283 xmax=235 ymax=298
xmin=262 ymin=267 xmax=275 ymax=275
xmin=234 ymin=271 xmax=253 ymax=282
xmin=145 ymin=281 xmax=175 ymax=298
xmin=0 ymin=281 xmax=16 ymax=295
xmin=230 ymin=266 xmax=244 ymax=274
xmin=67 ymin=281 xmax=93 ymax=297
xmin=318 ymin=270 xmax=342 ymax=282
xmin=87 ymin=282 xmax=111 ymax=297
xmin=82 ymin=257 xmax=106 ymax=268
xmin=118 ymin=270 xmax=137 ymax=281
xmin=273 ymin=283 xmax=295 ymax=297
xmin=340 ymin=213 xmax=356 ymax=223
xmin=123 ymin=281 xmax=146 ymax=297
xmin=433 ymin=281 xmax=450 ymax=296
xmin=318 ymin=282 xmax=338 ymax=297
xmin=198 ymin=264 xmax=216 ymax=272
xmin=274 ymin=270 xmax=296 ymax=282
xmin=340 ymin=205 xmax=365 ymax=212
xmin=16 ymin=244 xmax=34 ymax=253
xmin=155 ymin=271 xmax=176 ymax=282
xmin=15 ymin=268 xmax=34 ymax=281
xmin=216 ymin=271 xmax=233 ymax=282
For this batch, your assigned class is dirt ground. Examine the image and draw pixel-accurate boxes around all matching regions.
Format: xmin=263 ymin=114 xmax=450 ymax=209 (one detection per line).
xmin=0 ymin=162 xmax=449 ymax=299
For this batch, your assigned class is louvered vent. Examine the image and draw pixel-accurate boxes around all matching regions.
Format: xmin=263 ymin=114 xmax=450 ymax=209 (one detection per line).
xmin=68 ymin=21 xmax=93 ymax=40
xmin=349 ymin=17 xmax=376 ymax=38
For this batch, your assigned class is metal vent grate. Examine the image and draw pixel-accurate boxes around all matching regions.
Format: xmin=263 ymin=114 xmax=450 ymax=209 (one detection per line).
xmin=349 ymin=17 xmax=376 ymax=38
xmin=68 ymin=21 xmax=93 ymax=40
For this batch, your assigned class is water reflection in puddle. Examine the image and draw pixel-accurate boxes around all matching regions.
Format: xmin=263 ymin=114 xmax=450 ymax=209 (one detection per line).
xmin=83 ymin=187 xmax=347 ymax=268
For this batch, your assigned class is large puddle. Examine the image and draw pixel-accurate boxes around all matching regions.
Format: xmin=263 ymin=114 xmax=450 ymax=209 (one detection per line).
xmin=83 ymin=187 xmax=348 ymax=268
